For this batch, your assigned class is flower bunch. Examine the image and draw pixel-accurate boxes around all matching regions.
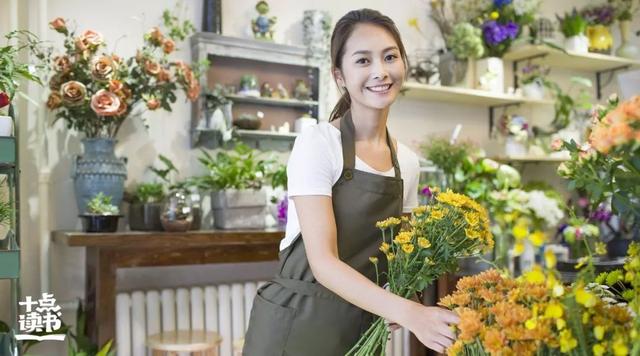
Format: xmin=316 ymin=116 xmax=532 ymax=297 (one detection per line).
xmin=561 ymin=217 xmax=602 ymax=258
xmin=346 ymin=190 xmax=493 ymax=355
xmin=45 ymin=10 xmax=204 ymax=138
xmin=558 ymin=95 xmax=640 ymax=222
xmin=441 ymin=266 xmax=634 ymax=356
xmin=498 ymin=114 xmax=531 ymax=142
xmin=520 ymin=63 xmax=550 ymax=85
xmin=581 ymin=4 xmax=616 ymax=26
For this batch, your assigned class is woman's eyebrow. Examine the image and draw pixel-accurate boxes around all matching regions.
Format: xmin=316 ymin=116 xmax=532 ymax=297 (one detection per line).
xmin=351 ymin=46 xmax=399 ymax=56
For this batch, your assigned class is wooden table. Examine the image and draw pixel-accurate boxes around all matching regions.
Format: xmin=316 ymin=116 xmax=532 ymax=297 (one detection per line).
xmin=52 ymin=229 xmax=283 ymax=347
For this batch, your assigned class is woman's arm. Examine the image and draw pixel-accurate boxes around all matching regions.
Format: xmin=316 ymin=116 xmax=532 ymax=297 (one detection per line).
xmin=293 ymin=195 xmax=459 ymax=353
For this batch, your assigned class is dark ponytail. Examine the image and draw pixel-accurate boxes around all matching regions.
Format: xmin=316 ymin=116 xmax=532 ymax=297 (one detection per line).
xmin=328 ymin=9 xmax=408 ymax=122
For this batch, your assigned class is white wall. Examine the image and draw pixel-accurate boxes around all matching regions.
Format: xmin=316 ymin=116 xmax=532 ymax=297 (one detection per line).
xmin=1 ymin=0 xmax=638 ymax=353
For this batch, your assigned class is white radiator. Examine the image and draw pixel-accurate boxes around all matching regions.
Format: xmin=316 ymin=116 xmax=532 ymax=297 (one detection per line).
xmin=115 ymin=282 xmax=409 ymax=356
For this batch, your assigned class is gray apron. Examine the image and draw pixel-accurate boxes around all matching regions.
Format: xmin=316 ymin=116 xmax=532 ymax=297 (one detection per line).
xmin=243 ymin=111 xmax=404 ymax=356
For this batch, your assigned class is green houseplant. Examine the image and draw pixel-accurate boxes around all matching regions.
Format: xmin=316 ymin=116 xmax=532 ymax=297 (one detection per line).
xmin=127 ymin=182 xmax=165 ymax=231
xmin=557 ymin=9 xmax=589 ymax=53
xmin=79 ymin=192 xmax=121 ymax=233
xmin=196 ymin=143 xmax=272 ymax=229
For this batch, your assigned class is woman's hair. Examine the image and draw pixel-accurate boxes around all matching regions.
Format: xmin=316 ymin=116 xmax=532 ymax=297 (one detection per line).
xmin=328 ymin=9 xmax=409 ymax=122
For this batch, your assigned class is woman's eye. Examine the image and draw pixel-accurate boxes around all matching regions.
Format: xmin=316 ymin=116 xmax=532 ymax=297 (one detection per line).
xmin=356 ymin=58 xmax=369 ymax=64
xmin=385 ymin=54 xmax=398 ymax=62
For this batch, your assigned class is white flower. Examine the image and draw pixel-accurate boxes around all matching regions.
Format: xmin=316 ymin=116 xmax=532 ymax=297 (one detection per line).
xmin=513 ymin=0 xmax=541 ymax=16
xmin=526 ymin=190 xmax=564 ymax=227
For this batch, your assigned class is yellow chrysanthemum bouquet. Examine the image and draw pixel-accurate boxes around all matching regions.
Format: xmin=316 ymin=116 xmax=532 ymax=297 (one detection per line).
xmin=346 ymin=190 xmax=494 ymax=356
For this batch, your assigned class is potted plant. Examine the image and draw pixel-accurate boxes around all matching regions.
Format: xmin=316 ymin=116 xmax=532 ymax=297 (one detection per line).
xmin=196 ymin=143 xmax=271 ymax=229
xmin=79 ymin=192 xmax=122 ymax=233
xmin=439 ymin=22 xmax=484 ymax=87
xmin=0 ymin=31 xmax=45 ymax=136
xmin=581 ymin=3 xmax=615 ymax=54
xmin=44 ymin=10 xmax=206 ymax=214
xmin=520 ymin=63 xmax=550 ymax=100
xmin=127 ymin=182 xmax=164 ymax=231
xmin=557 ymin=9 xmax=589 ymax=53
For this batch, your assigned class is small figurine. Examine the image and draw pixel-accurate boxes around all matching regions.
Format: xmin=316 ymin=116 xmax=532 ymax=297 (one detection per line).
xmin=238 ymin=74 xmax=260 ymax=97
xmin=274 ymin=83 xmax=289 ymax=99
xmin=293 ymin=79 xmax=311 ymax=101
xmin=260 ymin=82 xmax=273 ymax=98
xmin=251 ymin=1 xmax=276 ymax=41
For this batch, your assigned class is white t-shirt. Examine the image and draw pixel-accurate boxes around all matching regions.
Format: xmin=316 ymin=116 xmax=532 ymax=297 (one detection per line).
xmin=281 ymin=122 xmax=420 ymax=250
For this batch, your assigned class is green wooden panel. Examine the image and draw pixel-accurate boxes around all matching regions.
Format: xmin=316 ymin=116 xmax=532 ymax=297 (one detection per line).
xmin=0 ymin=249 xmax=19 ymax=279
xmin=0 ymin=137 xmax=16 ymax=165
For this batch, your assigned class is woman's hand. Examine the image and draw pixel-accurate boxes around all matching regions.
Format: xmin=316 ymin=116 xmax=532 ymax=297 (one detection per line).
xmin=404 ymin=304 xmax=459 ymax=353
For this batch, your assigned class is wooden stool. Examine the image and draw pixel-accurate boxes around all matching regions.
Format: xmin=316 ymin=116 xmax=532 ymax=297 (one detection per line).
xmin=147 ymin=330 xmax=222 ymax=356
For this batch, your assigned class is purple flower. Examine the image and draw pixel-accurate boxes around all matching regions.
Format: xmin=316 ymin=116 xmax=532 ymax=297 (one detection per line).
xmin=482 ymin=20 xmax=519 ymax=46
xmin=493 ymin=0 xmax=512 ymax=8
xmin=589 ymin=206 xmax=612 ymax=223
xmin=420 ymin=186 xmax=433 ymax=198
xmin=277 ymin=197 xmax=288 ymax=225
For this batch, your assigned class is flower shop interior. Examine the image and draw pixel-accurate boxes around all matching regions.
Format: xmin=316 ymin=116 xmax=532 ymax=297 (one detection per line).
xmin=1 ymin=0 xmax=640 ymax=355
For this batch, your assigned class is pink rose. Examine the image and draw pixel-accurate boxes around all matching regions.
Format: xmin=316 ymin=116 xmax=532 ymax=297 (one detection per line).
xmin=49 ymin=17 xmax=67 ymax=33
xmin=163 ymin=39 xmax=175 ymax=54
xmin=60 ymin=81 xmax=87 ymax=107
xmin=144 ymin=60 xmax=160 ymax=76
xmin=146 ymin=27 xmax=164 ymax=46
xmin=157 ymin=68 xmax=170 ymax=82
xmin=187 ymin=81 xmax=200 ymax=102
xmin=550 ymin=138 xmax=564 ymax=152
xmin=91 ymin=56 xmax=116 ymax=81
xmin=90 ymin=89 xmax=121 ymax=117
xmin=81 ymin=30 xmax=104 ymax=47
xmin=115 ymin=100 xmax=128 ymax=116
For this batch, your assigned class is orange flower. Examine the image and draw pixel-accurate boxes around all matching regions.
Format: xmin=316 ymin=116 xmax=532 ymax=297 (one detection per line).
xmin=146 ymin=98 xmax=160 ymax=110
xmin=46 ymin=92 xmax=62 ymax=110
xmin=49 ymin=17 xmax=67 ymax=33
xmin=144 ymin=60 xmax=161 ymax=76
xmin=147 ymin=27 xmax=164 ymax=46
xmin=482 ymin=328 xmax=505 ymax=355
xmin=60 ymin=81 xmax=86 ymax=106
xmin=91 ymin=56 xmax=116 ymax=81
xmin=52 ymin=55 xmax=71 ymax=73
xmin=458 ymin=308 xmax=483 ymax=341
xmin=163 ymin=39 xmax=175 ymax=54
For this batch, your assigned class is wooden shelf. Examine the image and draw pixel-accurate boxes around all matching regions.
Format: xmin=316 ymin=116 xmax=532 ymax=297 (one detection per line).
xmin=491 ymin=155 xmax=568 ymax=163
xmin=401 ymin=82 xmax=555 ymax=106
xmin=226 ymin=94 xmax=318 ymax=109
xmin=504 ymin=45 xmax=640 ymax=72
xmin=235 ymin=129 xmax=298 ymax=140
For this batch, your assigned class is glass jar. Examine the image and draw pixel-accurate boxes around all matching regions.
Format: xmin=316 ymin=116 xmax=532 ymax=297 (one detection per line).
xmin=160 ymin=190 xmax=193 ymax=232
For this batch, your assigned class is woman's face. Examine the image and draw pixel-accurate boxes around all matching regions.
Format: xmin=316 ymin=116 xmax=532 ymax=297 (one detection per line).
xmin=335 ymin=23 xmax=405 ymax=111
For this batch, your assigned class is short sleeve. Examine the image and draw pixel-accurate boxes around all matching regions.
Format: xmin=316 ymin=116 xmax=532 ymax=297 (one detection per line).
xmin=287 ymin=128 xmax=336 ymax=197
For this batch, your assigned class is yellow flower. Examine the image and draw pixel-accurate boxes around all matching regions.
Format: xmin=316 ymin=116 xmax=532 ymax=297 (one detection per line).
xmin=524 ymin=265 xmax=545 ymax=284
xmin=379 ymin=242 xmax=390 ymax=253
xmin=402 ymin=244 xmax=414 ymax=254
xmin=575 ymin=287 xmax=596 ymax=308
xmin=575 ymin=256 xmax=590 ymax=269
xmin=525 ymin=318 xmax=537 ymax=330
xmin=593 ymin=344 xmax=606 ymax=356
xmin=545 ymin=302 xmax=563 ymax=318
xmin=369 ymin=257 xmax=379 ymax=265
xmin=408 ymin=17 xmax=420 ymax=30
xmin=424 ymin=257 xmax=435 ymax=265
xmin=556 ymin=318 xmax=566 ymax=330
xmin=376 ymin=217 xmax=401 ymax=229
xmin=582 ymin=312 xmax=590 ymax=324
xmin=429 ymin=209 xmax=445 ymax=220
xmin=544 ymin=249 xmax=557 ymax=269
xmin=594 ymin=325 xmax=605 ymax=340
xmin=513 ymin=242 xmax=525 ymax=256
xmin=613 ymin=338 xmax=629 ymax=356
xmin=417 ymin=237 xmax=431 ymax=249
xmin=559 ymin=329 xmax=578 ymax=353
xmin=553 ymin=283 xmax=565 ymax=297
xmin=464 ymin=212 xmax=479 ymax=226
xmin=529 ymin=230 xmax=547 ymax=247
xmin=412 ymin=205 xmax=428 ymax=215
xmin=490 ymin=11 xmax=500 ymax=20
xmin=465 ymin=227 xmax=481 ymax=239
xmin=595 ymin=242 xmax=607 ymax=255
xmin=512 ymin=224 xmax=528 ymax=240
xmin=394 ymin=231 xmax=412 ymax=245
xmin=386 ymin=252 xmax=395 ymax=261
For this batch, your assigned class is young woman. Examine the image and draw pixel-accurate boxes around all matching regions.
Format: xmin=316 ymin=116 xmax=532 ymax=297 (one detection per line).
xmin=243 ymin=9 xmax=459 ymax=355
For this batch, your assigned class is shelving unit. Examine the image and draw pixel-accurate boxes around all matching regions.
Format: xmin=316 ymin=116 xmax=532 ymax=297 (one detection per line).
xmin=490 ymin=155 xmax=568 ymax=163
xmin=505 ymin=44 xmax=640 ymax=99
xmin=0 ymin=106 xmax=20 ymax=355
xmin=190 ymin=33 xmax=327 ymax=149
xmin=401 ymin=82 xmax=554 ymax=135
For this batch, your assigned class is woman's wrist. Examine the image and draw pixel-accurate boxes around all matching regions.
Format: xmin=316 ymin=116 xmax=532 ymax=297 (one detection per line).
xmin=394 ymin=297 xmax=421 ymax=331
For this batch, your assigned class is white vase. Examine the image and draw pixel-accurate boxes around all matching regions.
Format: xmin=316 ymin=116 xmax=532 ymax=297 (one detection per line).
xmin=564 ymin=34 xmax=589 ymax=54
xmin=475 ymin=57 xmax=504 ymax=93
xmin=505 ymin=137 xmax=527 ymax=157
xmin=0 ymin=116 xmax=13 ymax=137
xmin=616 ymin=20 xmax=640 ymax=59
xmin=522 ymin=82 xmax=545 ymax=100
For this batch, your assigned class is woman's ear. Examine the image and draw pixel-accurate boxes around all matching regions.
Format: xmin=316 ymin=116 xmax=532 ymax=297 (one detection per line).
xmin=333 ymin=68 xmax=345 ymax=89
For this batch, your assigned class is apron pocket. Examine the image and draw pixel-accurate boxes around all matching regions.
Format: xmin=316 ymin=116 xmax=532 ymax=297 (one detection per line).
xmin=243 ymin=293 xmax=295 ymax=356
